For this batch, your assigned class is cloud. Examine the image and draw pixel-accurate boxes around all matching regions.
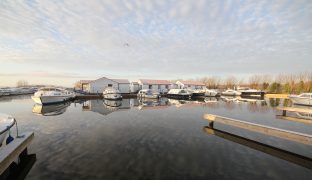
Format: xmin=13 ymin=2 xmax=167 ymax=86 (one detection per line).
xmin=0 ymin=0 xmax=312 ymax=86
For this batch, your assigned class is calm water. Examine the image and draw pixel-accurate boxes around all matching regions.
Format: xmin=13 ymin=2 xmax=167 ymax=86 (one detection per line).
xmin=0 ymin=95 xmax=311 ymax=180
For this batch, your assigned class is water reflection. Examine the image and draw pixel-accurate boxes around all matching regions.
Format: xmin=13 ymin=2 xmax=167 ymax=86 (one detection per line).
xmin=32 ymin=102 xmax=70 ymax=116
xmin=137 ymin=97 xmax=169 ymax=110
xmin=82 ymin=99 xmax=131 ymax=116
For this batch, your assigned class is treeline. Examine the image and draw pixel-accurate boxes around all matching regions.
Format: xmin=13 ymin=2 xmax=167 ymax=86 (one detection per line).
xmin=199 ymin=72 xmax=312 ymax=94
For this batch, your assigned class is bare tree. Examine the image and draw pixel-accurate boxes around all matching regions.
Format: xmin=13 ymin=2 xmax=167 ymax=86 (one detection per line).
xmin=16 ymin=80 xmax=28 ymax=87
xmin=224 ymin=76 xmax=237 ymax=89
xmin=249 ymin=74 xmax=261 ymax=89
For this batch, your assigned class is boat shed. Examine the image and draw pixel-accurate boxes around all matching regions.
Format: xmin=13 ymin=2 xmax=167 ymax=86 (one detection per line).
xmin=138 ymin=79 xmax=171 ymax=93
xmin=176 ymin=80 xmax=206 ymax=90
xmin=85 ymin=77 xmax=130 ymax=94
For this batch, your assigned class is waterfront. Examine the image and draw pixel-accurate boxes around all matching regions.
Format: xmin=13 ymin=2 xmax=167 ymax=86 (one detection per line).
xmin=0 ymin=95 xmax=311 ymax=180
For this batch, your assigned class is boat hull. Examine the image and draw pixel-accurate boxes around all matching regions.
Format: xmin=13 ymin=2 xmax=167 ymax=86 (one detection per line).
xmin=31 ymin=95 xmax=71 ymax=105
xmin=205 ymin=91 xmax=218 ymax=97
xmin=167 ymin=94 xmax=192 ymax=99
xmin=137 ymin=94 xmax=160 ymax=99
xmin=0 ymin=114 xmax=15 ymax=145
xmin=103 ymin=93 xmax=122 ymax=100
xmin=221 ymin=92 xmax=241 ymax=96
xmin=289 ymin=96 xmax=312 ymax=106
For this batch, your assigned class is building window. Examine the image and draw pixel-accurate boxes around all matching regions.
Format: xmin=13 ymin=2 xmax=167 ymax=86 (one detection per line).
xmin=108 ymin=84 xmax=112 ymax=87
xmin=149 ymin=85 xmax=152 ymax=89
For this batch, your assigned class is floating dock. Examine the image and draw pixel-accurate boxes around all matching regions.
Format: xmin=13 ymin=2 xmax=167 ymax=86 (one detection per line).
xmin=276 ymin=107 xmax=312 ymax=116
xmin=203 ymin=114 xmax=312 ymax=145
xmin=203 ymin=126 xmax=312 ymax=169
xmin=241 ymin=91 xmax=265 ymax=98
xmin=0 ymin=132 xmax=34 ymax=176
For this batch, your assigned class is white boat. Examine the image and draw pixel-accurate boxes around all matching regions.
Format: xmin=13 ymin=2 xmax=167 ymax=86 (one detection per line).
xmin=0 ymin=88 xmax=11 ymax=96
xmin=137 ymin=89 xmax=160 ymax=99
xmin=221 ymin=89 xmax=242 ymax=96
xmin=191 ymin=89 xmax=205 ymax=96
xmin=205 ymin=89 xmax=219 ymax=97
xmin=31 ymin=87 xmax=75 ymax=105
xmin=167 ymin=89 xmax=192 ymax=99
xmin=103 ymin=88 xmax=122 ymax=100
xmin=289 ymin=93 xmax=312 ymax=106
xmin=0 ymin=113 xmax=15 ymax=146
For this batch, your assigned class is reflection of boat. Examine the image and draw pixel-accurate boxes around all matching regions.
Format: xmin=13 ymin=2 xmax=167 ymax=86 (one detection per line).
xmin=31 ymin=87 xmax=75 ymax=104
xmin=103 ymin=88 xmax=122 ymax=100
xmin=295 ymin=112 xmax=312 ymax=120
xmin=221 ymin=89 xmax=241 ymax=96
xmin=289 ymin=93 xmax=312 ymax=106
xmin=32 ymin=102 xmax=70 ymax=116
xmin=204 ymin=97 xmax=218 ymax=103
xmin=205 ymin=89 xmax=219 ymax=97
xmin=220 ymin=96 xmax=240 ymax=103
xmin=137 ymin=98 xmax=167 ymax=109
xmin=0 ymin=113 xmax=15 ymax=146
xmin=103 ymin=99 xmax=122 ymax=108
xmin=137 ymin=89 xmax=160 ymax=99
xmin=167 ymin=89 xmax=192 ymax=99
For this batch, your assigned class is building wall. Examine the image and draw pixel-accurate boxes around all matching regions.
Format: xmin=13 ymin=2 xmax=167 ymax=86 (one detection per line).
xmin=88 ymin=78 xmax=118 ymax=93
xmin=130 ymin=84 xmax=139 ymax=93
xmin=118 ymin=83 xmax=130 ymax=93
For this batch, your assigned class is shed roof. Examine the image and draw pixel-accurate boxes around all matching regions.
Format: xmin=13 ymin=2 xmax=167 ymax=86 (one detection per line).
xmin=177 ymin=80 xmax=205 ymax=86
xmin=79 ymin=80 xmax=93 ymax=84
xmin=111 ymin=79 xmax=130 ymax=84
xmin=139 ymin=79 xmax=171 ymax=85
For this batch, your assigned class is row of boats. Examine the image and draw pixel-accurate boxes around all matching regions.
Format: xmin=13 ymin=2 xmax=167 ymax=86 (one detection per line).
xmin=0 ymin=87 xmax=37 ymax=96
xmin=24 ymin=86 xmax=312 ymax=107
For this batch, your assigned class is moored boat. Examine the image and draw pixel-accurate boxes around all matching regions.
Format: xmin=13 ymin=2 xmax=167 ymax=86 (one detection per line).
xmin=221 ymin=89 xmax=242 ymax=96
xmin=167 ymin=89 xmax=192 ymax=99
xmin=0 ymin=113 xmax=16 ymax=146
xmin=0 ymin=88 xmax=11 ymax=96
xmin=103 ymin=88 xmax=122 ymax=100
xmin=137 ymin=89 xmax=160 ymax=99
xmin=31 ymin=87 xmax=75 ymax=105
xmin=205 ymin=89 xmax=219 ymax=97
xmin=289 ymin=93 xmax=312 ymax=106
xmin=191 ymin=89 xmax=205 ymax=97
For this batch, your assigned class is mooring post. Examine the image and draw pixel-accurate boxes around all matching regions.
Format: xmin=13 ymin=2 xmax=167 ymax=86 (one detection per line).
xmin=282 ymin=110 xmax=287 ymax=116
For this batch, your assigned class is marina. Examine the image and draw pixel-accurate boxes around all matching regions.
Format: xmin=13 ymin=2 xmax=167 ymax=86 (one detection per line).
xmin=1 ymin=0 xmax=312 ymax=179
xmin=0 ymin=95 xmax=311 ymax=179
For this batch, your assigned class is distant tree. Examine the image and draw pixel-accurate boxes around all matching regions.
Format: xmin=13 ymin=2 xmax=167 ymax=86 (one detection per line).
xmin=224 ymin=76 xmax=237 ymax=89
xmin=249 ymin=75 xmax=261 ymax=89
xmin=16 ymin=80 xmax=28 ymax=87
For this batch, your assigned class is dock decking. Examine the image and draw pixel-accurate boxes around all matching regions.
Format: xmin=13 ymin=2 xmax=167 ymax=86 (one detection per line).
xmin=0 ymin=132 xmax=34 ymax=175
xmin=203 ymin=126 xmax=312 ymax=169
xmin=203 ymin=114 xmax=312 ymax=145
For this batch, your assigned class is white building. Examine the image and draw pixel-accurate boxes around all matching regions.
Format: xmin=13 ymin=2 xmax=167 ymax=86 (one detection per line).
xmin=138 ymin=79 xmax=171 ymax=93
xmin=85 ymin=77 xmax=130 ymax=94
xmin=176 ymin=80 xmax=205 ymax=90
xmin=130 ymin=82 xmax=140 ymax=93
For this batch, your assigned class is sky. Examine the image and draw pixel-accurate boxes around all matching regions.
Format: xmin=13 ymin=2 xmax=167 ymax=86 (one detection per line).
xmin=0 ymin=0 xmax=311 ymax=87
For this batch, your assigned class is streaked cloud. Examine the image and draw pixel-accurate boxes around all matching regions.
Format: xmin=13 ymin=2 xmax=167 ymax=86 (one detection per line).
xmin=0 ymin=0 xmax=311 ymax=86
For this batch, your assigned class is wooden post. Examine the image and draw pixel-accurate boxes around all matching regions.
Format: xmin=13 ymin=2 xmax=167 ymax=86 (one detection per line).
xmin=282 ymin=110 xmax=286 ymax=116
xmin=203 ymin=114 xmax=312 ymax=145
